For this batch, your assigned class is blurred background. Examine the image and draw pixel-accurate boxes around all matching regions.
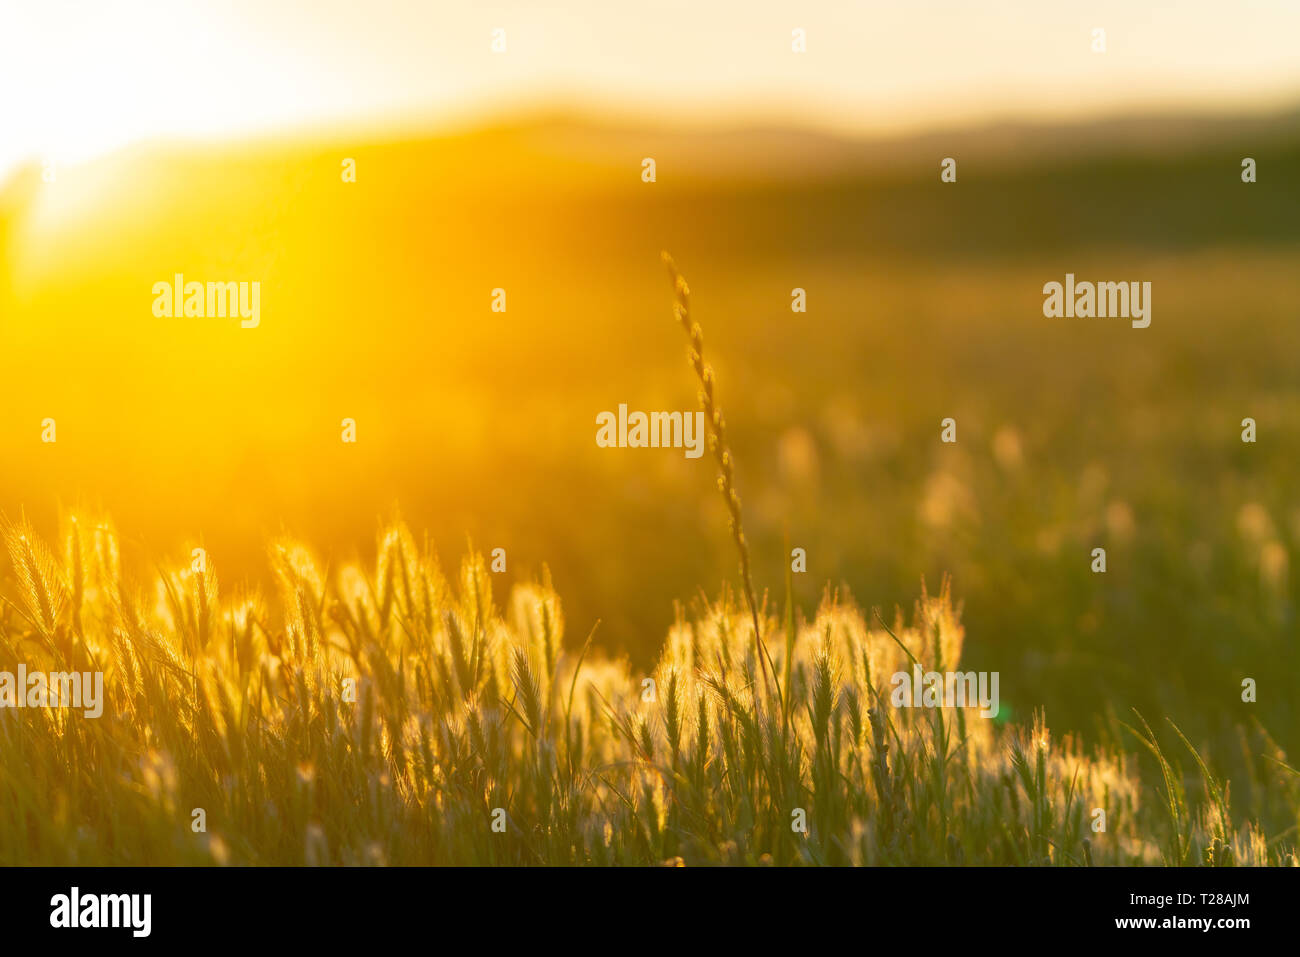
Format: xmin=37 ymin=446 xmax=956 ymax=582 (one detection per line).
xmin=1 ymin=1 xmax=1297 ymax=763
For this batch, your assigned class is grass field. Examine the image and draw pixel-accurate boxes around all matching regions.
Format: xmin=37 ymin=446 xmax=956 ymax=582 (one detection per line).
xmin=1 ymin=113 xmax=1298 ymax=864
xmin=2 ymin=507 xmax=1296 ymax=865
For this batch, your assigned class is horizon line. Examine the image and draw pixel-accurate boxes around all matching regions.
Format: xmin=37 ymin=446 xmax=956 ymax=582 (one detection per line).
xmin=4 ymin=93 xmax=1300 ymax=192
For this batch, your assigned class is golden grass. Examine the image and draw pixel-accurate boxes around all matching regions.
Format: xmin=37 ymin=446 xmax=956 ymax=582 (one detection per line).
xmin=0 ymin=509 xmax=1295 ymax=865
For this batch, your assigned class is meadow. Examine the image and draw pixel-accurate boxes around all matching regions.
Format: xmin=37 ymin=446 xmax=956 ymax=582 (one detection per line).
xmin=1 ymin=111 xmax=1299 ymax=864
xmin=1 ymin=504 xmax=1296 ymax=865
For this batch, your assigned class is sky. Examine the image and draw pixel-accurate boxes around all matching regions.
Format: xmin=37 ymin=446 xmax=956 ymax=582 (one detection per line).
xmin=2 ymin=0 xmax=1300 ymax=180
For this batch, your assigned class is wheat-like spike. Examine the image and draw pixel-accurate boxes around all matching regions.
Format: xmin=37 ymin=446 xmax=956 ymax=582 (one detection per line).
xmin=663 ymin=666 xmax=682 ymax=766
xmin=661 ymin=252 xmax=781 ymax=713
xmin=3 ymin=516 xmax=67 ymax=642
xmin=510 ymin=646 xmax=543 ymax=737
xmin=445 ymin=610 xmax=475 ymax=699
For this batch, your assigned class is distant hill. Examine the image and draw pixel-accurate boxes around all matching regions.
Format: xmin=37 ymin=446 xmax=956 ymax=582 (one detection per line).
xmin=4 ymin=102 xmax=1300 ymax=199
xmin=3 ymin=105 xmax=1298 ymax=277
xmin=393 ymin=105 xmax=1300 ymax=180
